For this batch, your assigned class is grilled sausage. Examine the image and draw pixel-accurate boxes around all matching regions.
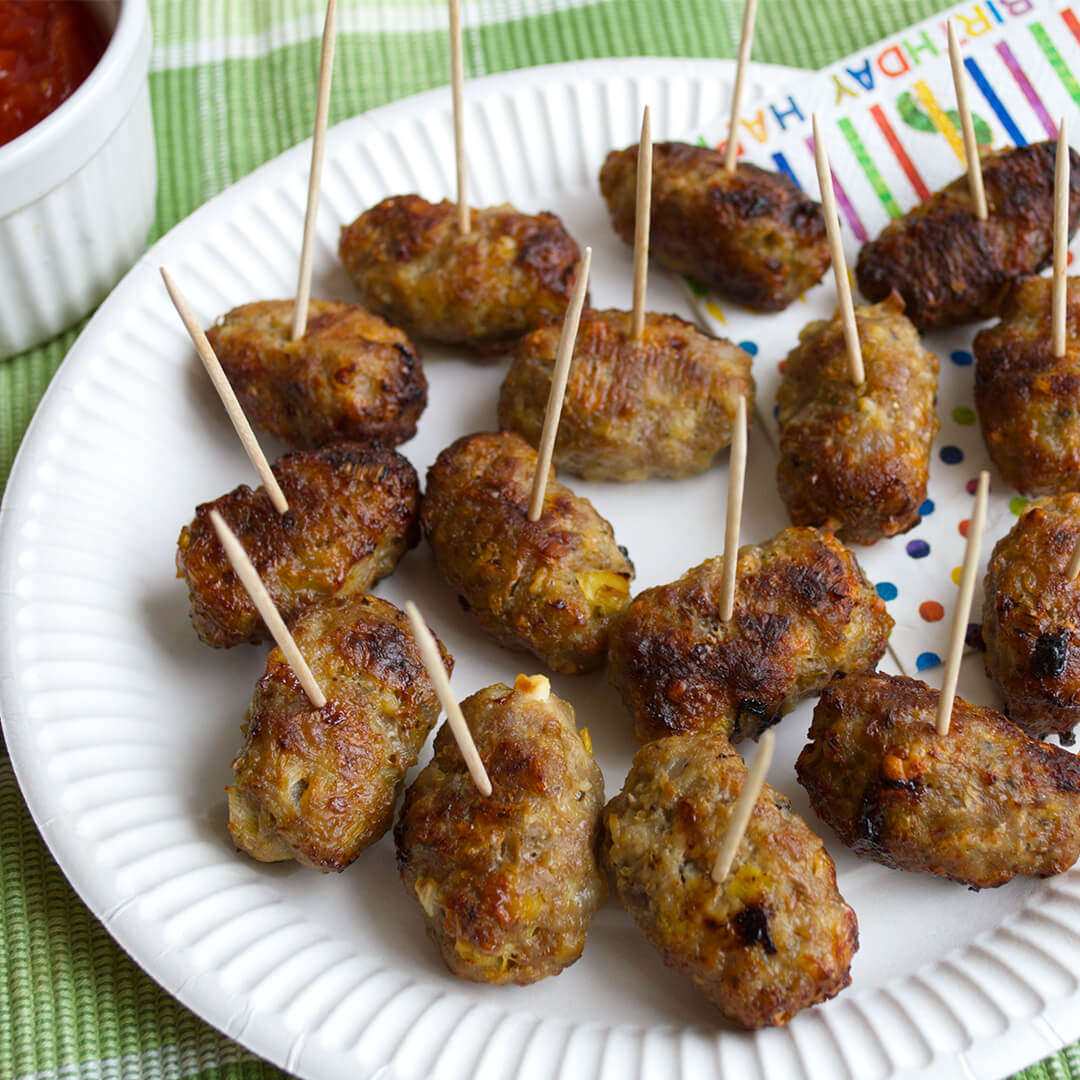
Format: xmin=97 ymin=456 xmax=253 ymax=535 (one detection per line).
xmin=776 ymin=293 xmax=939 ymax=544
xmin=339 ymin=195 xmax=582 ymax=352
xmin=974 ymin=276 xmax=1080 ymax=495
xmin=856 ymin=141 xmax=1080 ymax=329
xmin=608 ymin=526 xmax=892 ymax=743
xmin=983 ymin=494 xmax=1080 ymax=743
xmin=177 ymin=442 xmax=419 ymax=648
xmin=796 ymin=672 xmax=1080 ymax=888
xmin=421 ymin=431 xmax=634 ymax=673
xmin=227 ymin=593 xmax=450 ymax=871
xmin=603 ymin=733 xmax=858 ymax=1029
xmin=498 ymin=308 xmax=755 ymax=481
xmin=599 ymin=142 xmax=829 ymax=312
xmin=204 ymin=299 xmax=426 ymax=449
xmin=395 ymin=674 xmax=606 ymax=984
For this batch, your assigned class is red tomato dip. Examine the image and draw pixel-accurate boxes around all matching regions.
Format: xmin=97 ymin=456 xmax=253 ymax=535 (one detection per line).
xmin=0 ymin=2 xmax=107 ymax=147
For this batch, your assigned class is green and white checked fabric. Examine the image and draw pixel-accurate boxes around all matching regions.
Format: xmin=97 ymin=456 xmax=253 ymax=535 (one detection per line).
xmin=2 ymin=2 xmax=1080 ymax=1078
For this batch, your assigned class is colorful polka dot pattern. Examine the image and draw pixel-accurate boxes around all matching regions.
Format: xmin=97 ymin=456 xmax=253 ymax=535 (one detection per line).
xmin=904 ymin=441 xmax=993 ymax=652
xmin=690 ymin=226 xmax=1027 ymax=682
xmin=919 ymin=600 xmax=944 ymax=621
xmin=759 ymin=318 xmax=979 ymax=680
xmin=894 ymin=440 xmax=995 ymax=672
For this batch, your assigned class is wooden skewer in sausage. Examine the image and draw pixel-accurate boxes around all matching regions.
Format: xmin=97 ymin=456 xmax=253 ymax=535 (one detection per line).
xmin=423 ymin=290 xmax=635 ymax=676
xmin=776 ymin=119 xmax=939 ymax=545
xmin=608 ymin=524 xmax=892 ymax=745
xmin=797 ymin=669 xmax=1080 ymax=889
xmin=600 ymin=0 xmax=825 ymax=315
xmin=936 ymin=470 xmax=989 ymax=736
xmin=338 ymin=1 xmax=582 ymax=353
xmin=812 ymin=114 xmax=862 ymax=386
xmin=711 ymin=728 xmax=774 ymax=882
xmin=161 ymin=268 xmax=288 ymax=515
xmin=209 ymin=510 xmax=325 ymax=707
xmin=228 ymin=590 xmax=451 ymax=871
xmin=449 ymin=0 xmax=469 ymax=235
xmin=501 ymin=114 xmax=754 ymax=484
xmin=857 ymin=120 xmax=1080 ymax=330
xmin=396 ymin=672 xmax=606 ymax=984
xmin=201 ymin=3 xmax=427 ymax=453
xmin=527 ymin=247 xmax=592 ymax=521
xmin=405 ymin=601 xmax=491 ymax=796
xmin=630 ymin=107 xmax=651 ymax=343
xmin=292 ymin=0 xmax=338 ymax=340
xmin=719 ymin=395 xmax=748 ymax=623
xmin=605 ymin=731 xmax=858 ymax=1028
xmin=600 ymin=73 xmax=828 ymax=314
xmin=177 ymin=441 xmax=420 ymax=649
xmin=947 ymin=18 xmax=987 ymax=222
xmin=1055 ymin=116 xmax=1070 ymax=358
xmin=972 ymin=122 xmax=1080 ymax=497
xmin=859 ymin=29 xmax=1078 ymax=331
xmin=800 ymin=479 xmax=1080 ymax=886
xmin=722 ymin=0 xmax=759 ymax=174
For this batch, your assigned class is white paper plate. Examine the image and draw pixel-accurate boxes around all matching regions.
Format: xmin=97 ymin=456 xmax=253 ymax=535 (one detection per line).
xmin=3 ymin=57 xmax=1080 ymax=1080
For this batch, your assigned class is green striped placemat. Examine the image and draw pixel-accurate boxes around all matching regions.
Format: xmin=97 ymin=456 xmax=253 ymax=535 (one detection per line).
xmin=2 ymin=1 xmax=1077 ymax=1077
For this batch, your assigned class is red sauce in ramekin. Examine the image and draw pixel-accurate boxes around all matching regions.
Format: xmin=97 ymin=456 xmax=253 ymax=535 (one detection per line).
xmin=0 ymin=2 xmax=107 ymax=148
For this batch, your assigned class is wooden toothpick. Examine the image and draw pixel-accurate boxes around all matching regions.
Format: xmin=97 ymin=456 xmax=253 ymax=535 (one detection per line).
xmin=719 ymin=395 xmax=748 ymax=623
xmin=712 ymin=730 xmax=775 ymax=883
xmin=812 ymin=115 xmax=864 ymax=386
xmin=449 ymin=0 xmax=469 ymax=235
xmin=527 ymin=247 xmax=592 ymax=522
xmin=404 ymin=602 xmax=492 ymax=796
xmin=631 ymin=106 xmax=652 ymax=343
xmin=936 ymin=470 xmax=990 ymax=736
xmin=948 ymin=19 xmax=988 ymax=221
xmin=723 ymin=0 xmax=759 ymax=173
xmin=209 ymin=510 xmax=326 ymax=708
xmin=292 ymin=0 xmax=338 ymax=341
xmin=161 ymin=268 xmax=289 ymax=515
xmin=1054 ymin=116 xmax=1070 ymax=359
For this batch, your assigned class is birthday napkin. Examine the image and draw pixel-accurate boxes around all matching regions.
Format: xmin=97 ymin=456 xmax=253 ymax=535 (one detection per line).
xmin=687 ymin=0 xmax=1080 ymax=678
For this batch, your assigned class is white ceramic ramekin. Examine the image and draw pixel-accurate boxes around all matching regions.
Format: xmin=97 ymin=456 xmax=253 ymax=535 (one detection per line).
xmin=0 ymin=0 xmax=156 ymax=359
